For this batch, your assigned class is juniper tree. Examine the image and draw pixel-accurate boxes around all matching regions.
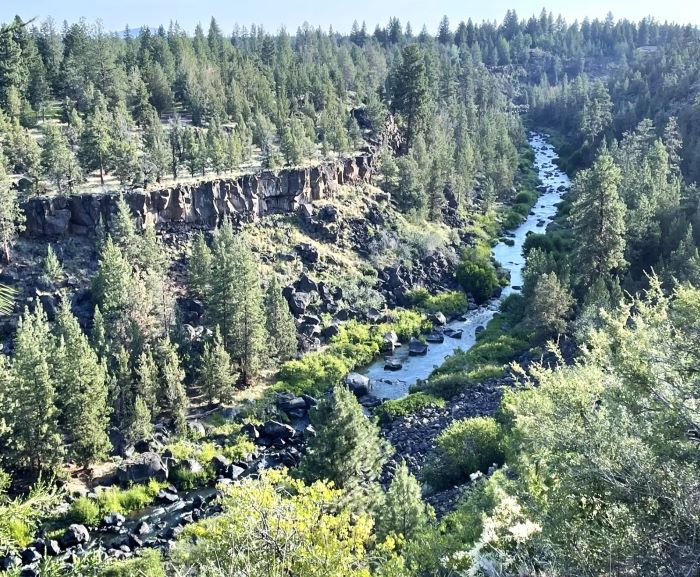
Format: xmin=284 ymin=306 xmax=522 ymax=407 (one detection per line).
xmin=299 ymin=384 xmax=392 ymax=510
xmin=199 ymin=326 xmax=237 ymax=405
xmin=54 ymin=301 xmax=111 ymax=466
xmin=264 ymin=275 xmax=297 ymax=362
xmin=40 ymin=124 xmax=82 ymax=192
xmin=9 ymin=306 xmax=64 ymax=476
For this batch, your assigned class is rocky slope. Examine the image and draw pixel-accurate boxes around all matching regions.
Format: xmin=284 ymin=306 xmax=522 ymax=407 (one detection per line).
xmin=22 ymin=156 xmax=373 ymax=238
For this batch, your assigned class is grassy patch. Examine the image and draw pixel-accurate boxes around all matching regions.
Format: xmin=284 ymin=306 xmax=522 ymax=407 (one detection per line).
xmin=69 ymin=480 xmax=167 ymax=525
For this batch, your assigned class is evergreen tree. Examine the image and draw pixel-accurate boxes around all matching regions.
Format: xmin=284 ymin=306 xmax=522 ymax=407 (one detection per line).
xmin=205 ymin=118 xmax=226 ymax=173
xmin=665 ymin=225 xmax=700 ymax=287
xmin=157 ymin=337 xmax=187 ymax=435
xmin=92 ymin=236 xmax=135 ymax=336
xmin=0 ymin=151 xmax=25 ymax=263
xmin=377 ymin=461 xmax=432 ymax=542
xmin=526 ymin=272 xmax=574 ymax=338
xmin=109 ymin=346 xmax=133 ymax=429
xmin=299 ymin=384 xmax=392 ymax=506
xmin=91 ymin=305 xmax=108 ymax=361
xmin=209 ymin=222 xmax=265 ymax=384
xmin=264 ymin=275 xmax=297 ymax=361
xmin=199 ymin=326 xmax=237 ymax=405
xmin=569 ymin=149 xmax=627 ymax=290
xmin=128 ymin=395 xmax=152 ymax=444
xmin=41 ymin=124 xmax=82 ymax=192
xmin=79 ymin=92 xmax=112 ymax=185
xmin=188 ymin=230 xmax=212 ymax=300
xmin=8 ymin=306 xmax=63 ymax=475
xmin=135 ymin=349 xmax=159 ymax=417
xmin=141 ymin=109 xmax=169 ymax=184
xmin=54 ymin=301 xmax=111 ymax=466
xmin=391 ymin=44 xmax=431 ymax=151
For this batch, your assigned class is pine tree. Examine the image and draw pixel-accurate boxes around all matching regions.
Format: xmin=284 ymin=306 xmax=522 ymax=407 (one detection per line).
xmin=141 ymin=109 xmax=169 ymax=184
xmin=206 ymin=118 xmax=226 ymax=173
xmin=128 ymin=395 xmax=152 ymax=445
xmin=377 ymin=461 xmax=432 ymax=542
xmin=188 ymin=231 xmax=212 ymax=300
xmin=391 ymin=44 xmax=431 ymax=151
xmin=135 ymin=349 xmax=159 ymax=417
xmin=40 ymin=124 xmax=82 ymax=192
xmin=264 ymin=275 xmax=297 ymax=361
xmin=569 ymin=149 xmax=626 ymax=291
xmin=92 ymin=236 xmax=135 ymax=334
xmin=157 ymin=337 xmax=187 ymax=435
xmin=299 ymin=384 xmax=392 ymax=504
xmin=91 ymin=305 xmax=108 ymax=361
xmin=0 ymin=150 xmax=25 ymax=263
xmin=54 ymin=301 xmax=111 ymax=466
xmin=666 ymin=225 xmax=700 ymax=287
xmin=209 ymin=222 xmax=265 ymax=384
xmin=109 ymin=346 xmax=133 ymax=429
xmin=43 ymin=244 xmax=63 ymax=284
xmin=111 ymin=195 xmax=137 ymax=256
xmin=526 ymin=272 xmax=574 ymax=338
xmin=199 ymin=326 xmax=237 ymax=405
xmin=9 ymin=306 xmax=64 ymax=475
xmin=79 ymin=93 xmax=112 ymax=185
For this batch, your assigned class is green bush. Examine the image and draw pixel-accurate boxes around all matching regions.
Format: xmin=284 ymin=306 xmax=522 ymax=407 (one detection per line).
xmin=375 ymin=393 xmax=446 ymax=421
xmin=69 ymin=497 xmax=101 ymax=526
xmin=456 ymin=258 xmax=499 ymax=304
xmin=423 ymin=417 xmax=505 ymax=489
xmin=408 ymin=290 xmax=468 ymax=318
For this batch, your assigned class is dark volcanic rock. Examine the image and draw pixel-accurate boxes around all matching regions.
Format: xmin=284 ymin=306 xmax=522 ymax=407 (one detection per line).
xmin=23 ymin=156 xmax=373 ymax=238
xmin=345 ymin=372 xmax=371 ymax=396
xmin=117 ymin=452 xmax=168 ymax=485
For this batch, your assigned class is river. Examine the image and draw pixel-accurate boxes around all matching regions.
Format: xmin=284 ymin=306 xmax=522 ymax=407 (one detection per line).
xmin=362 ymin=133 xmax=571 ymax=400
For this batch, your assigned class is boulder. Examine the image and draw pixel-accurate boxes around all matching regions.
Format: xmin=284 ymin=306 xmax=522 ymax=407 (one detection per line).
xmin=429 ymin=312 xmax=447 ymax=326
xmin=102 ymin=513 xmax=126 ymax=528
xmin=408 ymin=338 xmax=428 ymax=356
xmin=426 ymin=332 xmax=445 ymax=344
xmin=345 ymin=372 xmax=371 ymax=396
xmin=20 ymin=548 xmax=42 ymax=565
xmin=263 ymin=420 xmax=296 ymax=440
xmin=444 ymin=327 xmax=463 ymax=339
xmin=277 ymin=394 xmax=307 ymax=414
xmin=117 ymin=452 xmax=168 ymax=485
xmin=384 ymin=359 xmax=402 ymax=371
xmin=321 ymin=323 xmax=341 ymax=340
xmin=295 ymin=243 xmax=319 ymax=264
xmin=287 ymin=291 xmax=311 ymax=316
xmin=317 ymin=204 xmax=338 ymax=222
xmin=295 ymin=273 xmax=318 ymax=293
xmin=59 ymin=524 xmax=90 ymax=549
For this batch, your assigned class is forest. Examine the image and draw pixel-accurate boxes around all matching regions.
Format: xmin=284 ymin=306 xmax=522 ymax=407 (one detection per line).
xmin=0 ymin=7 xmax=698 ymax=577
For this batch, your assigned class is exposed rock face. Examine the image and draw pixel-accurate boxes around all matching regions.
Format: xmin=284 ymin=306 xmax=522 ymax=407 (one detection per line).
xmin=23 ymin=156 xmax=373 ymax=238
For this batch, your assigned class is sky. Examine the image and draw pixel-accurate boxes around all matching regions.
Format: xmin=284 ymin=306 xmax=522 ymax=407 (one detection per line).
xmin=2 ymin=0 xmax=699 ymax=34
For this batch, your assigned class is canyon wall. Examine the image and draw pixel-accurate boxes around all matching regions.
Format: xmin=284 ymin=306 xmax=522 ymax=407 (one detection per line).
xmin=22 ymin=155 xmax=372 ymax=237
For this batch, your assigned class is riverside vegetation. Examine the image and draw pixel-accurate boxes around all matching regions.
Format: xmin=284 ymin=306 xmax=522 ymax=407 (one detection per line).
xmin=0 ymin=10 xmax=698 ymax=577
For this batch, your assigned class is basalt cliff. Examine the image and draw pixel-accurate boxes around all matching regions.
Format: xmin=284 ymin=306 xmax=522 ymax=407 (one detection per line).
xmin=22 ymin=155 xmax=373 ymax=238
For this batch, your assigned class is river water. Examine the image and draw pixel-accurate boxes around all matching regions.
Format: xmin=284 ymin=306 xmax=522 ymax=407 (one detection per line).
xmin=362 ymin=133 xmax=570 ymax=400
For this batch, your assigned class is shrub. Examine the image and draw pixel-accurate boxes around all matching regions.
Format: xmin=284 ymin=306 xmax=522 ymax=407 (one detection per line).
xmin=276 ymin=352 xmax=350 ymax=397
xmin=408 ymin=290 xmax=468 ymax=318
xmin=456 ymin=258 xmax=499 ymax=304
xmin=69 ymin=497 xmax=100 ymax=526
xmin=102 ymin=549 xmax=165 ymax=577
xmin=375 ymin=393 xmax=446 ymax=421
xmin=423 ymin=417 xmax=505 ymax=489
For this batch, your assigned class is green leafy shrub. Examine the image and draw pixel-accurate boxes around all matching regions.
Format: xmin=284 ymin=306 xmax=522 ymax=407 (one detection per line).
xmin=423 ymin=417 xmax=505 ymax=489
xmin=456 ymin=250 xmax=499 ymax=304
xmin=375 ymin=393 xmax=446 ymax=421
xmin=69 ymin=497 xmax=101 ymax=526
xmin=101 ymin=549 xmax=165 ymax=577
xmin=408 ymin=290 xmax=468 ymax=318
xmin=276 ymin=352 xmax=350 ymax=397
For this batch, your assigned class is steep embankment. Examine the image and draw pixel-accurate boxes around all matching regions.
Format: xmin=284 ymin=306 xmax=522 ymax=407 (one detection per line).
xmin=21 ymin=155 xmax=372 ymax=238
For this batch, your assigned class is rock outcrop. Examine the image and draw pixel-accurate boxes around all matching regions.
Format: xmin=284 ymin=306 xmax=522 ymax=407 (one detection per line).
xmin=23 ymin=155 xmax=373 ymax=238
